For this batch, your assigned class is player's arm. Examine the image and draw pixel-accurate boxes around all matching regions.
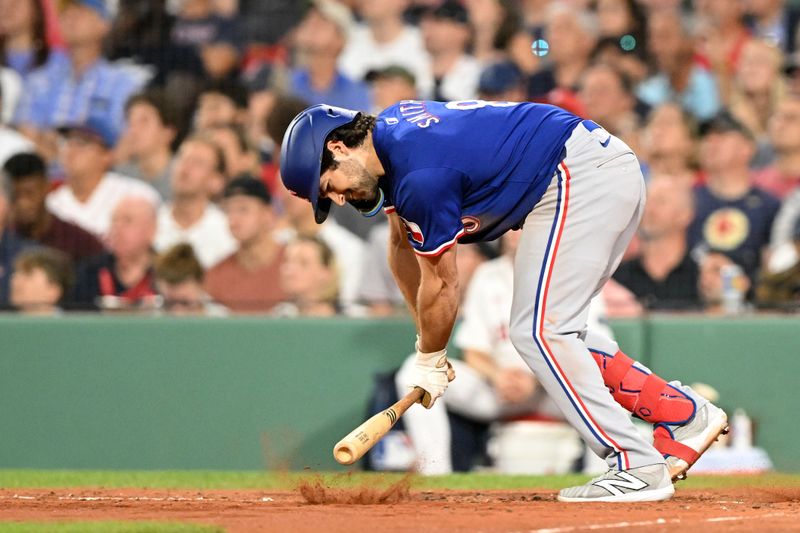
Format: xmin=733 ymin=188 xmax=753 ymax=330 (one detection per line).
xmin=387 ymin=211 xmax=422 ymax=330
xmin=415 ymin=247 xmax=459 ymax=353
xmin=387 ymin=210 xmax=460 ymax=351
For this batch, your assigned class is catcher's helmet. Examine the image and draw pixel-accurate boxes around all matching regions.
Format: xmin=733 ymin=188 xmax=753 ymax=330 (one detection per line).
xmin=280 ymin=104 xmax=359 ymax=223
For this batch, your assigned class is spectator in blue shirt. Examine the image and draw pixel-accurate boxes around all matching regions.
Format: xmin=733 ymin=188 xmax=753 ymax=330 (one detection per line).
xmin=289 ymin=1 xmax=371 ymax=112
xmin=13 ymin=0 xmax=145 ymax=160
xmin=637 ymin=8 xmax=720 ymax=121
xmin=689 ymin=111 xmax=780 ymax=283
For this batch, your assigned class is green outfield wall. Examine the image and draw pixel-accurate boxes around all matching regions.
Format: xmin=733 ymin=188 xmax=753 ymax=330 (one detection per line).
xmin=0 ymin=315 xmax=798 ymax=472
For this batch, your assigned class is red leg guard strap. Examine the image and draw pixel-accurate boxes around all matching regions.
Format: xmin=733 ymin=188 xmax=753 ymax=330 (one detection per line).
xmin=604 ymin=351 xmax=634 ymax=386
xmin=589 ymin=349 xmax=696 ymax=425
xmin=653 ymin=425 xmax=699 ymax=464
xmin=637 ymin=373 xmax=668 ymax=420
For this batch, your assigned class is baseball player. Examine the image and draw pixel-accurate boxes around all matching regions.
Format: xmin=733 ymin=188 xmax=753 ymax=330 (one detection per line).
xmin=280 ymin=100 xmax=729 ymax=502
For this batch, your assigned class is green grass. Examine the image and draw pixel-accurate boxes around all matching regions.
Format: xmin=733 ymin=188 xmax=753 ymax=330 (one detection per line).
xmin=1 ymin=469 xmax=799 ymax=491
xmin=0 ymin=523 xmax=221 ymax=533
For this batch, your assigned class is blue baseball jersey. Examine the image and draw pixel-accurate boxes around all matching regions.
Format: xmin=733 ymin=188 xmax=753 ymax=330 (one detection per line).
xmin=372 ymin=100 xmax=582 ymax=255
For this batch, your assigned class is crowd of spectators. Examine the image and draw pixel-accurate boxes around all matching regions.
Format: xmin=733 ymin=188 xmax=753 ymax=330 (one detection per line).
xmin=1 ymin=0 xmax=800 ymax=317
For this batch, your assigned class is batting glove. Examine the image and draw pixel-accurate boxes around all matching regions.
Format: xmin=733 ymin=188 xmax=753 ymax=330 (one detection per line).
xmin=410 ymin=339 xmax=456 ymax=409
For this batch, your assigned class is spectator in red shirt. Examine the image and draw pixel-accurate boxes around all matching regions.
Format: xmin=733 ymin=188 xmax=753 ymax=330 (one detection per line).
xmin=4 ymin=152 xmax=104 ymax=262
xmin=204 ymin=176 xmax=286 ymax=313
xmin=72 ymin=195 xmax=158 ymax=310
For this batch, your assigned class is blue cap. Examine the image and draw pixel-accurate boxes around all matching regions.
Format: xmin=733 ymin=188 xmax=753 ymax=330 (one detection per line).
xmin=280 ymin=104 xmax=359 ymax=224
xmin=57 ymin=113 xmax=118 ymax=148
xmin=478 ymin=61 xmax=523 ymax=96
xmin=63 ymin=0 xmax=110 ymax=20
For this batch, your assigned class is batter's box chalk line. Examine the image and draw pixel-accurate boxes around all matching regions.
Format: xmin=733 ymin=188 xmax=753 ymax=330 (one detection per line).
xmin=525 ymin=512 xmax=788 ymax=533
xmin=6 ymin=494 xmax=275 ymax=503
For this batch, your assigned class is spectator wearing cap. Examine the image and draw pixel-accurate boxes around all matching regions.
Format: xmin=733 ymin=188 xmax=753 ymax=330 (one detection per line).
xmin=289 ymin=1 xmax=371 ymax=111
xmin=154 ymin=243 xmax=227 ymax=317
xmin=366 ymin=66 xmax=418 ymax=113
xmin=754 ymin=94 xmax=800 ymax=199
xmin=10 ymin=247 xmax=74 ymax=315
xmin=420 ymin=1 xmax=481 ymax=101
xmin=477 ymin=60 xmax=526 ymax=102
xmin=527 ymin=4 xmax=597 ymax=110
xmin=194 ymin=79 xmax=249 ymax=131
xmin=274 ymin=235 xmax=340 ymax=317
xmin=5 ymin=152 xmax=104 ymax=262
xmin=578 ymin=63 xmax=641 ymax=153
xmin=154 ymin=135 xmax=235 ymax=269
xmin=339 ymin=0 xmax=433 ymax=97
xmin=688 ymin=111 xmax=781 ymax=284
xmin=13 ymin=0 xmax=146 ymax=159
xmin=115 ymin=90 xmax=182 ymax=200
xmin=637 ymin=8 xmax=720 ymax=121
xmin=0 ymin=83 xmax=35 ymax=168
xmin=47 ymin=113 xmax=160 ymax=238
xmin=72 ymin=195 xmax=158 ymax=310
xmin=204 ymin=177 xmax=287 ymax=313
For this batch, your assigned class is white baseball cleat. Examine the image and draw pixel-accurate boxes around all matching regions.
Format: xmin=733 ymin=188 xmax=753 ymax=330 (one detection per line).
xmin=656 ymin=402 xmax=729 ymax=482
xmin=557 ymin=463 xmax=674 ymax=503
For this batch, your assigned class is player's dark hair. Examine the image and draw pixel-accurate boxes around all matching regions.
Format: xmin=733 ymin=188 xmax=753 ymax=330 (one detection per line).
xmin=320 ymin=113 xmax=378 ymax=174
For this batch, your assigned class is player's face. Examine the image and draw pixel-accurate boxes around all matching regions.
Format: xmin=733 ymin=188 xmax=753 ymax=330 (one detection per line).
xmin=319 ymin=158 xmax=380 ymax=212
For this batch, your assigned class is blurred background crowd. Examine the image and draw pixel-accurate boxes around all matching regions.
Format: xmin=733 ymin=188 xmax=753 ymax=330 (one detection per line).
xmin=1 ymin=0 xmax=800 ymax=318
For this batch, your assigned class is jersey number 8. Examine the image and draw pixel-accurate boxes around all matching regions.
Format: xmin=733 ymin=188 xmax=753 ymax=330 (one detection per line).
xmin=445 ymin=100 xmax=519 ymax=110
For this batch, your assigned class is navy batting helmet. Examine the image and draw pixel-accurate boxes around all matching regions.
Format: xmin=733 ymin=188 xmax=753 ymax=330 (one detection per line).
xmin=280 ymin=104 xmax=359 ymax=223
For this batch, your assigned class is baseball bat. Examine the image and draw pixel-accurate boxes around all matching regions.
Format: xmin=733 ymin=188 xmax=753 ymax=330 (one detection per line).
xmin=333 ymin=386 xmax=425 ymax=465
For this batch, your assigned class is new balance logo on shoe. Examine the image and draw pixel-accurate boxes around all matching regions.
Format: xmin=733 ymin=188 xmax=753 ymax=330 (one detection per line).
xmin=592 ymin=471 xmax=648 ymax=496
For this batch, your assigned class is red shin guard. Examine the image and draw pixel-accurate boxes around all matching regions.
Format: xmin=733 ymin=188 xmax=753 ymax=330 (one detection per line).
xmin=590 ymin=350 xmax=696 ymax=426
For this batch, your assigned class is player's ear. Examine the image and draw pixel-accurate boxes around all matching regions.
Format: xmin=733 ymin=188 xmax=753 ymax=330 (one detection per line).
xmin=326 ymin=140 xmax=349 ymax=158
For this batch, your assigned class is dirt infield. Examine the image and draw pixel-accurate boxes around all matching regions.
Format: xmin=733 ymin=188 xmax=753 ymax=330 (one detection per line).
xmin=2 ymin=485 xmax=799 ymax=532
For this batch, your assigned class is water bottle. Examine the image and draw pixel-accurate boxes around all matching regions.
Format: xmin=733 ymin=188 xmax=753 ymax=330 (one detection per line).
xmin=731 ymin=408 xmax=753 ymax=450
xmin=721 ymin=263 xmax=745 ymax=315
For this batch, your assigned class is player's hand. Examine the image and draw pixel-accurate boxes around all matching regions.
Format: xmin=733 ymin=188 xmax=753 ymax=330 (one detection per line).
xmin=410 ymin=342 xmax=456 ymax=409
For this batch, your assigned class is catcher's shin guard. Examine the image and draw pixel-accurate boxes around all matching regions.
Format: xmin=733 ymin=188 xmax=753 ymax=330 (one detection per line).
xmin=589 ymin=350 xmax=696 ymax=426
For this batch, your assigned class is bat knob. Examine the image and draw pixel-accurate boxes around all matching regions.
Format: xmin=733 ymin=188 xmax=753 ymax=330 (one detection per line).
xmin=333 ymin=445 xmax=357 ymax=465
